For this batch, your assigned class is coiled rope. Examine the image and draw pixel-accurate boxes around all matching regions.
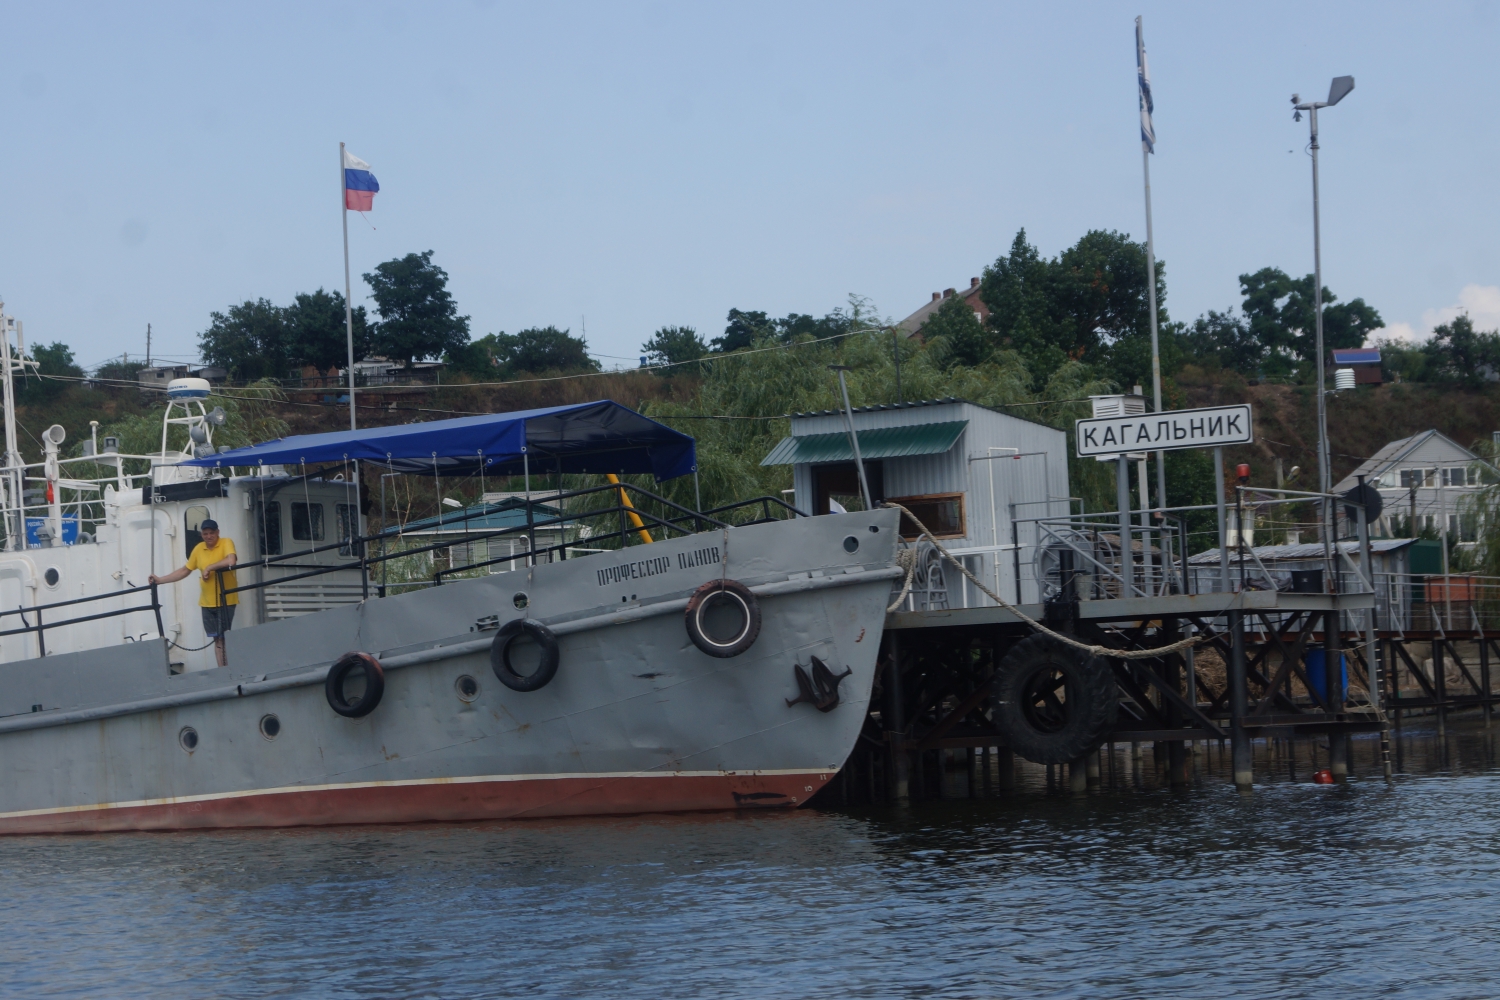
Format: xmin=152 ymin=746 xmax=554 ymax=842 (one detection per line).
xmin=882 ymin=501 xmax=1210 ymax=660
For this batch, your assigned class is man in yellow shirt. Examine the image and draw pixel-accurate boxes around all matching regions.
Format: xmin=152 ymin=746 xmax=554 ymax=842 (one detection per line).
xmin=149 ymin=518 xmax=239 ymax=667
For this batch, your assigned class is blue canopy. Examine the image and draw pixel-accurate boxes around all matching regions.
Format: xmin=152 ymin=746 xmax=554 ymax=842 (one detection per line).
xmin=186 ymin=400 xmax=697 ymax=481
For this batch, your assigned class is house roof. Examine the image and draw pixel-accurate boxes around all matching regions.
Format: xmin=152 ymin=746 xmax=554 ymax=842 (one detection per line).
xmin=896 ymin=280 xmax=984 ymax=336
xmin=1187 ymin=538 xmax=1415 ymax=564
xmin=762 ymin=420 xmax=968 ymax=466
xmin=789 ymin=396 xmax=1057 ymax=432
xmin=1331 ymin=429 xmax=1487 ymax=493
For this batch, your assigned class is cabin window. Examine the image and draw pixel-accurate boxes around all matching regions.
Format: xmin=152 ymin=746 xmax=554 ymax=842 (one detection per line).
xmin=258 ymin=501 xmax=282 ymax=556
xmin=336 ymin=503 xmax=362 ymax=556
xmin=889 ymin=493 xmax=966 ymax=540
xmin=185 ymin=505 xmax=210 ymax=559
xmin=291 ymin=502 xmax=325 ymax=542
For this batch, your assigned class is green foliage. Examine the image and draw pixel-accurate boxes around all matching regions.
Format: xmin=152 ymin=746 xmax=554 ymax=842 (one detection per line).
xmin=487 ymin=327 xmax=601 ymax=376
xmin=712 ymin=307 xmax=853 ymax=353
xmin=980 ymin=228 xmax=1168 ymax=392
xmin=19 ymin=342 xmax=83 ymax=404
xmin=363 ymin=251 xmax=470 ymax=368
xmin=919 ymin=294 xmax=990 ymax=368
xmin=197 ymin=291 xmax=370 ymax=381
xmin=1380 ymin=315 xmax=1500 ymax=387
xmin=1231 ymin=268 xmax=1382 ymax=380
xmin=641 ymin=325 xmax=708 ymax=370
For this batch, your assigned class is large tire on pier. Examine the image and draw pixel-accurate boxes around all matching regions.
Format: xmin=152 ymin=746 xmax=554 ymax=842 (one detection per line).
xmin=992 ymin=634 xmax=1116 ymax=765
xmin=491 ymin=619 xmax=560 ymax=692
xmin=325 ymin=652 xmax=385 ymax=719
xmin=684 ymin=579 xmax=761 ymax=658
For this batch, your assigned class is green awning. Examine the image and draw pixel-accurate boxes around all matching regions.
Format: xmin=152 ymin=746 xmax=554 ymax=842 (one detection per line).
xmin=760 ymin=420 xmax=968 ymax=466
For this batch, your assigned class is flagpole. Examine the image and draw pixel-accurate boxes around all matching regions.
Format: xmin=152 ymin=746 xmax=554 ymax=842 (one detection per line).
xmin=1136 ymin=16 xmax=1167 ymax=521
xmin=340 ymin=141 xmax=357 ymax=432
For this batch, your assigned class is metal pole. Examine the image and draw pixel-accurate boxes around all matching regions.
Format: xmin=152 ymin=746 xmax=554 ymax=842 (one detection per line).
xmin=1309 ymin=107 xmax=1329 ymax=500
xmin=893 ymin=329 xmax=902 ymax=405
xmin=1214 ymin=447 xmax=1229 ymax=592
xmin=1356 ymin=482 xmax=1379 ymax=712
xmin=832 ymin=367 xmax=873 ymax=511
xmin=340 ymin=142 xmax=357 ymax=432
xmin=1117 ymin=457 xmax=1134 ymax=596
xmin=1230 ymin=609 xmax=1252 ymax=789
xmin=1141 ymin=145 xmax=1167 ymax=526
xmin=887 ymin=632 xmax=908 ymax=803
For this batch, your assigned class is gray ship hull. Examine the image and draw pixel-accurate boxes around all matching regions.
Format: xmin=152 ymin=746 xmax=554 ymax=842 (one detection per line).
xmin=0 ymin=510 xmax=899 ymax=833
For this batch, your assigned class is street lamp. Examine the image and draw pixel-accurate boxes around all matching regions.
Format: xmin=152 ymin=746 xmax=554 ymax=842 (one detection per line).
xmin=1292 ymin=74 xmax=1354 ymax=539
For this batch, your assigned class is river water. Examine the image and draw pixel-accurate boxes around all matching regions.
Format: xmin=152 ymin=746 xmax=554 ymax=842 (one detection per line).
xmin=5 ymin=722 xmax=1500 ymax=999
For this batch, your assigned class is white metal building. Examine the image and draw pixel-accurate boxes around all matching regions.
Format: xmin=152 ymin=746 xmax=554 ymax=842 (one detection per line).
xmin=760 ymin=397 xmax=1070 ymax=606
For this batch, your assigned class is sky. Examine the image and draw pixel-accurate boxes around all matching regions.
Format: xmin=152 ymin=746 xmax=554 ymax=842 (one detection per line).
xmin=0 ymin=1 xmax=1496 ymax=372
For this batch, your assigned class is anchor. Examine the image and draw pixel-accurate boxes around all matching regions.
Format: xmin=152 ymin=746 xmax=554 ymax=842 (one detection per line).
xmin=786 ymin=655 xmax=853 ymax=713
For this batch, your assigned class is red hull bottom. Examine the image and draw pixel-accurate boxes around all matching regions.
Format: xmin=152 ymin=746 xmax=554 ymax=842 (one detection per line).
xmin=0 ymin=771 xmax=835 ymax=835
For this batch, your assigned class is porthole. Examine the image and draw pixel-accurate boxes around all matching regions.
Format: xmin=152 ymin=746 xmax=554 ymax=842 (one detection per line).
xmin=513 ymin=592 xmax=529 ymax=610
xmin=842 ymin=535 xmax=860 ymax=553
xmin=868 ymin=524 xmax=880 ymax=533
xmin=43 ymin=567 xmax=60 ymax=588
xmin=455 ymin=674 xmax=480 ymax=703
xmin=178 ymin=726 xmax=199 ymax=753
xmin=259 ymin=714 xmax=281 ymax=740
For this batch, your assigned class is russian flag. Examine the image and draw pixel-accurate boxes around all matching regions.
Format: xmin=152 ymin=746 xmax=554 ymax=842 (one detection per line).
xmin=343 ymin=149 xmax=379 ymax=212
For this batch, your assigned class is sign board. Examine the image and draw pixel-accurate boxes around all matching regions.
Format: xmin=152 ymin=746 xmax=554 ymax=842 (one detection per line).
xmin=1074 ymin=403 xmax=1252 ymax=457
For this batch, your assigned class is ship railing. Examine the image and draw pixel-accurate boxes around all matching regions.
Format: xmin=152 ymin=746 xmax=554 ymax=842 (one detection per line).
xmin=219 ymin=480 xmax=804 ymax=603
xmin=0 ymin=582 xmax=164 ymax=657
xmin=0 ymin=449 xmax=166 ymax=548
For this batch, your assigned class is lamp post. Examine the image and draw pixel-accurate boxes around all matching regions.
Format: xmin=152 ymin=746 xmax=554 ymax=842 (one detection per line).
xmin=1292 ymin=75 xmax=1354 ymax=541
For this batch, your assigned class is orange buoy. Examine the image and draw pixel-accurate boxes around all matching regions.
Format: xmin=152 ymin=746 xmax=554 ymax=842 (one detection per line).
xmin=1313 ymin=769 xmax=1334 ymax=784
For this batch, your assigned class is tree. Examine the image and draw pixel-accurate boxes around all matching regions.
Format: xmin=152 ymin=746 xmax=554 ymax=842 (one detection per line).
xmin=980 ymin=228 xmax=1168 ymax=390
xmin=19 ymin=341 xmax=83 ymax=403
xmin=641 ymin=325 xmax=708 ymax=369
xmin=283 ymin=289 xmax=371 ymax=373
xmin=919 ymin=294 xmax=991 ymax=368
xmin=1237 ymin=267 xmax=1382 ymax=380
xmin=490 ymin=327 xmax=600 ymax=375
xmin=1420 ymin=315 xmax=1500 ymax=387
xmin=714 ymin=309 xmax=775 ymax=352
xmin=1182 ymin=309 xmax=1259 ymax=371
xmin=198 ymin=298 xmax=289 ymax=382
xmin=363 ymin=251 xmax=470 ymax=368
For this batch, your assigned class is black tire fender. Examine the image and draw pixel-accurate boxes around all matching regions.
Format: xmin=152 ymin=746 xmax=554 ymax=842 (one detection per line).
xmin=491 ymin=619 xmax=560 ymax=692
xmin=684 ymin=579 xmax=761 ymax=658
xmin=991 ymin=633 xmax=1116 ymax=765
xmin=325 ymin=652 xmax=386 ymax=718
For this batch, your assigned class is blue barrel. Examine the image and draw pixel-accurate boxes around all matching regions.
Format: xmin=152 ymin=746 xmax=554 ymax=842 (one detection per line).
xmin=1304 ymin=649 xmax=1348 ymax=703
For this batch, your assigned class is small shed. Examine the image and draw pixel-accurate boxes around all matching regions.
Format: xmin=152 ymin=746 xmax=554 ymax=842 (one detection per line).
xmin=1188 ymin=538 xmax=1416 ymax=626
xmin=760 ymin=397 xmax=1069 ymax=605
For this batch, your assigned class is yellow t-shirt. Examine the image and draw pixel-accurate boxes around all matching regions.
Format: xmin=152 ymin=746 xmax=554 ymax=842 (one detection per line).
xmin=185 ymin=537 xmax=239 ymax=607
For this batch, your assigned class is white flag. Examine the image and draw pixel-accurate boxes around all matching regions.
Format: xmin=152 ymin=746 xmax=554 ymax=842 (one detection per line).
xmin=1136 ymin=17 xmax=1155 ymax=153
xmin=828 ymin=497 xmax=847 ymax=515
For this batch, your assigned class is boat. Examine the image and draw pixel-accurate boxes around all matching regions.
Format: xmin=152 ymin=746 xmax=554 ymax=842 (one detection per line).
xmin=0 ymin=367 xmax=900 ymax=832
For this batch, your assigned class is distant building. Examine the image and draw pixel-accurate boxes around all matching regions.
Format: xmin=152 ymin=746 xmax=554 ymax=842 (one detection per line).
xmin=136 ymin=364 xmax=227 ymax=391
xmin=896 ymin=277 xmax=987 ymax=338
xmin=342 ymin=357 xmax=445 ymax=385
xmin=1333 ymin=429 xmax=1495 ymax=543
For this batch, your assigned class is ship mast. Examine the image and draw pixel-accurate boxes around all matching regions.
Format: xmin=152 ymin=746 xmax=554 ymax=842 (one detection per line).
xmin=0 ymin=303 xmax=26 ymax=550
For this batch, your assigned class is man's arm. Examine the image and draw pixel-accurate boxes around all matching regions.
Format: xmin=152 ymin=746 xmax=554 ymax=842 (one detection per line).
xmin=198 ymin=552 xmax=238 ymax=579
xmin=148 ymin=566 xmax=193 ymax=586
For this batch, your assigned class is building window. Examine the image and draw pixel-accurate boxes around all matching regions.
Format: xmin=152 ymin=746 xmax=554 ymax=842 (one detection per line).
xmin=1442 ymin=467 xmax=1471 ymax=487
xmin=259 ymin=501 xmax=282 ymax=556
xmin=291 ymin=502 xmax=325 ymax=542
xmin=889 ymin=493 xmax=966 ymax=540
xmin=1449 ymin=512 xmax=1479 ymax=542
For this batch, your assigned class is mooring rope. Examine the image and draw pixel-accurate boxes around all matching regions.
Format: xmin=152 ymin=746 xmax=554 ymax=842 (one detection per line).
xmin=881 ymin=501 xmax=1209 ymax=661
